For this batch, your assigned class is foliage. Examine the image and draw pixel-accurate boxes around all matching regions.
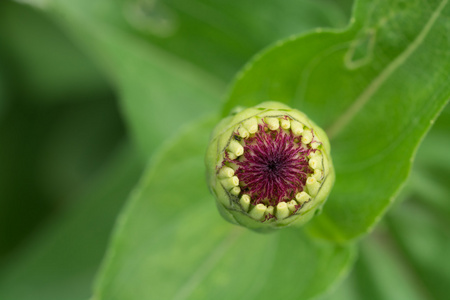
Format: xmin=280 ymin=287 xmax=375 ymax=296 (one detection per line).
xmin=0 ymin=0 xmax=448 ymax=299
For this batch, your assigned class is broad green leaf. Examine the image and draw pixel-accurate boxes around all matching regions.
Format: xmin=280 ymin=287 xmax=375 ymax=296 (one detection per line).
xmin=33 ymin=0 xmax=351 ymax=156
xmin=93 ymin=117 xmax=355 ymax=300
xmin=318 ymin=104 xmax=450 ymax=300
xmin=223 ymin=0 xmax=450 ymax=241
xmin=0 ymin=145 xmax=143 ymax=300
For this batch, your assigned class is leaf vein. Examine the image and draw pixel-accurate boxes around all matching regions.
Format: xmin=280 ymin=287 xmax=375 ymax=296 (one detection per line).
xmin=326 ymin=0 xmax=449 ymax=140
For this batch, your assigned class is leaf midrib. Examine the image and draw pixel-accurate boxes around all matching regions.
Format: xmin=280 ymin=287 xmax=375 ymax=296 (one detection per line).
xmin=326 ymin=0 xmax=449 ymax=140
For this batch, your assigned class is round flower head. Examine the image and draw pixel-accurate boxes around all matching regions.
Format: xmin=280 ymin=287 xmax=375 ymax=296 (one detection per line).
xmin=206 ymin=102 xmax=335 ymax=231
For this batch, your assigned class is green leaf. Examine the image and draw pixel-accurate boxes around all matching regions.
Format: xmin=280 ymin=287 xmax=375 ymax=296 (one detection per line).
xmin=224 ymin=0 xmax=450 ymax=241
xmin=92 ymin=117 xmax=355 ymax=300
xmin=35 ymin=0 xmax=350 ymax=157
xmin=0 ymin=145 xmax=143 ymax=300
xmin=317 ymin=104 xmax=450 ymax=300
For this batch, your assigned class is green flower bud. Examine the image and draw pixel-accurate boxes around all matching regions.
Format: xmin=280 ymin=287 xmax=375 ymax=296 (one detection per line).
xmin=205 ymin=102 xmax=335 ymax=232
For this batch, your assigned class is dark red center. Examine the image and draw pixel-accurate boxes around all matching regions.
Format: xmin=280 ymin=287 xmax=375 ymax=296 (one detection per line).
xmin=233 ymin=122 xmax=312 ymax=206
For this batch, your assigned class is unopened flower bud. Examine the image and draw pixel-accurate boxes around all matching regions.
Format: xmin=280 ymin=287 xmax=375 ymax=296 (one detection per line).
xmin=205 ymin=102 xmax=335 ymax=231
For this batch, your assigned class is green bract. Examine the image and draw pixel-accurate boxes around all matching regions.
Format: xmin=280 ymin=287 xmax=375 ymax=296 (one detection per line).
xmin=206 ymin=102 xmax=335 ymax=231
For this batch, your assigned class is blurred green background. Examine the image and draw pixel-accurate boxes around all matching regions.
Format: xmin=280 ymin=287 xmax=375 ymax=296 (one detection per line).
xmin=0 ymin=0 xmax=351 ymax=265
xmin=0 ymin=0 xmax=125 ymax=260
xmin=0 ymin=0 xmax=448 ymax=299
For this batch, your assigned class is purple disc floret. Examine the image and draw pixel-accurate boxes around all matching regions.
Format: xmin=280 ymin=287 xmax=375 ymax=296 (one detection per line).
xmin=234 ymin=122 xmax=312 ymax=206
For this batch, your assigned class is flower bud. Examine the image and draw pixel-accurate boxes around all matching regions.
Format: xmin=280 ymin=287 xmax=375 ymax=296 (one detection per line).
xmin=205 ymin=102 xmax=335 ymax=231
